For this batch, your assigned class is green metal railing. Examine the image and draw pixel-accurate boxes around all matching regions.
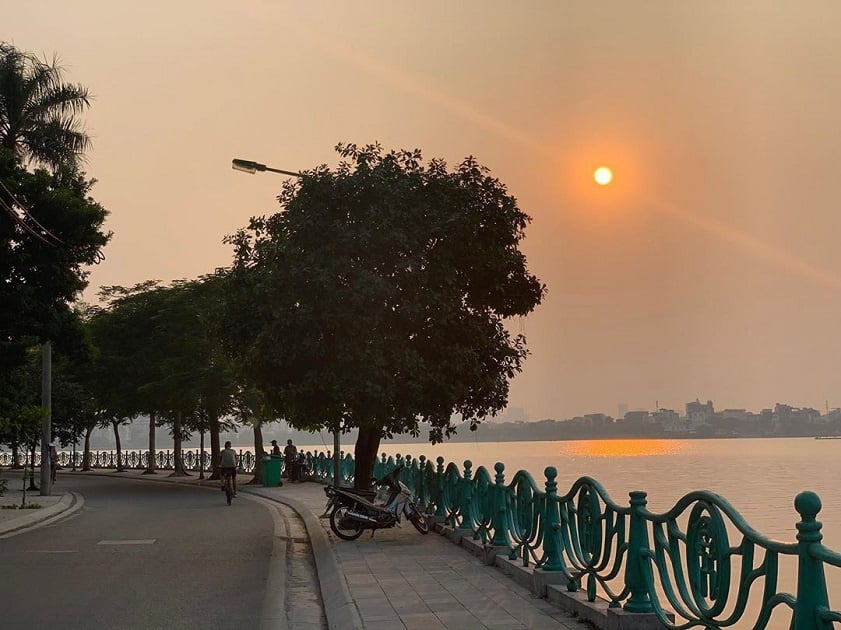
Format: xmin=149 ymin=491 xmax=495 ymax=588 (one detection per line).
xmin=306 ymin=450 xmax=841 ymax=630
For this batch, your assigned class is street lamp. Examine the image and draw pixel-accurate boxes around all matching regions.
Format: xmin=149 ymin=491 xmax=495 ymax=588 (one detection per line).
xmin=231 ymin=158 xmax=300 ymax=177
xmin=232 ymin=157 xmax=343 ymax=487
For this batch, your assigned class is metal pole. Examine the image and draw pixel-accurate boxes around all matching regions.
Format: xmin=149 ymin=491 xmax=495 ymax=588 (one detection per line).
xmin=333 ymin=421 xmax=341 ymax=487
xmin=40 ymin=341 xmax=52 ymax=496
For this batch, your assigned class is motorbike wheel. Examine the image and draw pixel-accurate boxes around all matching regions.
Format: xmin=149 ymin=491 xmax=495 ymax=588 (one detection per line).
xmin=330 ymin=506 xmax=364 ymax=541
xmin=408 ymin=507 xmax=430 ymax=535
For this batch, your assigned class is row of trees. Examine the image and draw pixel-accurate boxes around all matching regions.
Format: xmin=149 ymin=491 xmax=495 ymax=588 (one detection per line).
xmin=1 ymin=42 xmax=546 ymax=488
xmin=0 ymin=42 xmax=110 ymax=478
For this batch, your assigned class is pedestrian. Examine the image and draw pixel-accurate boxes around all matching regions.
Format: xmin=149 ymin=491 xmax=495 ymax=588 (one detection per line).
xmin=283 ymin=439 xmax=298 ymax=480
xmin=49 ymin=442 xmax=58 ymax=484
xmin=270 ymin=439 xmax=281 ymax=457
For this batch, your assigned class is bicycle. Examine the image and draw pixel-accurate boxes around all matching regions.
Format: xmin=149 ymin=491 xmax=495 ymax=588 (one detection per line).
xmin=222 ymin=470 xmax=235 ymax=505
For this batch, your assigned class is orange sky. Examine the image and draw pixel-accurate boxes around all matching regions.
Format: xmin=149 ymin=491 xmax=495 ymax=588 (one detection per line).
xmin=7 ymin=1 xmax=841 ymax=420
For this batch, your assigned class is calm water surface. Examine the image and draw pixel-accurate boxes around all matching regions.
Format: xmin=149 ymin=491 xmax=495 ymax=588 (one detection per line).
xmin=378 ymin=437 xmax=841 ymax=622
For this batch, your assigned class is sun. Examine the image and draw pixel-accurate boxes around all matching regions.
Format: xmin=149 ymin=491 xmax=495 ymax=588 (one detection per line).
xmin=593 ymin=166 xmax=613 ymax=186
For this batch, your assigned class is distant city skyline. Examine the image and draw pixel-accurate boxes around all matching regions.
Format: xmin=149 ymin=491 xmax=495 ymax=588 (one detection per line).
xmin=78 ymin=395 xmax=839 ymax=452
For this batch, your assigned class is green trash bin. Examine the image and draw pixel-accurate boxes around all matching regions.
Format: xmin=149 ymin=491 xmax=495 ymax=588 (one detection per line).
xmin=263 ymin=456 xmax=282 ymax=487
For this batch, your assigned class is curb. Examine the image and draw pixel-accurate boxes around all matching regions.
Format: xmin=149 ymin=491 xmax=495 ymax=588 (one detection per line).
xmin=243 ymin=487 xmax=364 ymax=630
xmin=0 ymin=491 xmax=85 ymax=538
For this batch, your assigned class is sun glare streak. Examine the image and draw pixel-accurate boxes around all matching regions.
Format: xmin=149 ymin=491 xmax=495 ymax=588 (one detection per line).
xmin=302 ymin=31 xmax=551 ymax=157
xmin=648 ymin=197 xmax=841 ymax=291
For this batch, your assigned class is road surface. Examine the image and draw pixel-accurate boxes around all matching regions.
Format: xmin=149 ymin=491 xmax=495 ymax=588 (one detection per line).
xmin=0 ymin=474 xmax=276 ymax=629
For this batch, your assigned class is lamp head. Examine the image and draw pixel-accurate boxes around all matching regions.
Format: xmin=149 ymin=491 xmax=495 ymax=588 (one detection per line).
xmin=231 ymin=158 xmax=265 ymax=174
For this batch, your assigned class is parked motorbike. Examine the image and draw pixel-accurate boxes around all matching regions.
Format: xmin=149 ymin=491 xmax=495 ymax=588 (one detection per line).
xmin=323 ymin=465 xmax=430 ymax=539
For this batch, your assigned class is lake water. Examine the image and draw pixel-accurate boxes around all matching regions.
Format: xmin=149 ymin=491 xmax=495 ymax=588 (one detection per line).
xmin=376 ymin=437 xmax=841 ymax=626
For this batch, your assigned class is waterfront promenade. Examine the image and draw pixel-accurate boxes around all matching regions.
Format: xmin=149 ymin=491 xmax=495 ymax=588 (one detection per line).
xmin=0 ymin=469 xmax=590 ymax=630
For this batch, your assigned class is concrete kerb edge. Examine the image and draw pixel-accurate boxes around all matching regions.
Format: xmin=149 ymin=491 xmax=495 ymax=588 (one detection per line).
xmin=243 ymin=488 xmax=364 ymax=630
xmin=0 ymin=491 xmax=85 ymax=538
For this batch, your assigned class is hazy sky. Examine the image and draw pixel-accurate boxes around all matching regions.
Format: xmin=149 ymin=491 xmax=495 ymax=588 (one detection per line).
xmin=7 ymin=2 xmax=841 ymax=420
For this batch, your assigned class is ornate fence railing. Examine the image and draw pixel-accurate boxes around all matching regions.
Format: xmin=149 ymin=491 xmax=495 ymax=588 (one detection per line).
xmin=2 ymin=447 xmax=839 ymax=628
xmin=319 ymin=452 xmax=841 ymax=630
xmin=0 ymin=448 xmax=265 ymax=473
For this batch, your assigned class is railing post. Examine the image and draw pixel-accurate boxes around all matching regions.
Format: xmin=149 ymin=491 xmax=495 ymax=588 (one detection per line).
xmin=541 ymin=466 xmax=566 ymax=572
xmin=623 ymin=490 xmax=654 ymax=613
xmin=435 ymin=457 xmax=447 ymax=518
xmin=490 ymin=463 xmax=511 ymax=547
xmin=458 ymin=460 xmax=474 ymax=530
xmin=793 ymin=491 xmax=830 ymax=630
xmin=417 ymin=455 xmax=428 ymax=508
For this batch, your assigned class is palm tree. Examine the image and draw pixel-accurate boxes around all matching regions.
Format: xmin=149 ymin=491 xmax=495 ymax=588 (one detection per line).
xmin=0 ymin=42 xmax=90 ymax=170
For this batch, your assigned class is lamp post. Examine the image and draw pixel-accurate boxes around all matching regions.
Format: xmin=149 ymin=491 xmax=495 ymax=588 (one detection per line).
xmin=231 ymin=157 xmax=342 ymax=487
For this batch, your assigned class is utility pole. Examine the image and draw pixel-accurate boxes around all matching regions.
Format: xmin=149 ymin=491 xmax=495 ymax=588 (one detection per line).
xmin=333 ymin=420 xmax=341 ymax=487
xmin=40 ymin=341 xmax=52 ymax=496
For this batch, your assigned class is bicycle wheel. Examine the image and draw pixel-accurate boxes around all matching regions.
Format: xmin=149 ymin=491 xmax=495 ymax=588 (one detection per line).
xmin=330 ymin=506 xmax=364 ymax=540
xmin=225 ymin=476 xmax=233 ymax=506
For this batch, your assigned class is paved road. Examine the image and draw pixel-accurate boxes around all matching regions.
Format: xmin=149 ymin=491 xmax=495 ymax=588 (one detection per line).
xmin=0 ymin=475 xmax=277 ymax=629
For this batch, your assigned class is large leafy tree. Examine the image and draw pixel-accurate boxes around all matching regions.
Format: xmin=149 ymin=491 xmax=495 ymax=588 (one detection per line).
xmin=0 ymin=43 xmax=108 ymax=440
xmin=225 ymin=143 xmax=545 ymax=485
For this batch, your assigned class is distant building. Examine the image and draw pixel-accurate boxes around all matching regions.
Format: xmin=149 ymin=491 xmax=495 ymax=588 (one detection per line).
xmin=583 ymin=413 xmax=612 ymax=427
xmin=686 ymin=399 xmax=714 ymax=420
xmin=622 ymin=410 xmax=651 ymax=426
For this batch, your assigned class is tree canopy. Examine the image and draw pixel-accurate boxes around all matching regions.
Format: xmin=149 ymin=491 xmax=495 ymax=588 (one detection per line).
xmin=224 ymin=143 xmax=545 ymax=481
xmin=0 ymin=43 xmax=108 ymax=443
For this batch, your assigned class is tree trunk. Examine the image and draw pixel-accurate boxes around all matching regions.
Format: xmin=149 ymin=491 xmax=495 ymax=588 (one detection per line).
xmin=198 ymin=428 xmax=205 ymax=480
xmin=112 ymin=420 xmax=125 ymax=472
xmin=249 ymin=421 xmax=265 ymax=485
xmin=11 ymin=442 xmax=22 ymax=468
xmin=209 ymin=415 xmax=220 ymax=480
xmin=144 ymin=411 xmax=157 ymax=474
xmin=82 ymin=426 xmax=93 ymax=471
xmin=170 ymin=410 xmax=188 ymax=476
xmin=354 ymin=425 xmax=381 ymax=490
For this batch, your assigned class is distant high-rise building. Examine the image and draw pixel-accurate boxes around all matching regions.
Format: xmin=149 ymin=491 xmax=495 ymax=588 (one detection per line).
xmin=618 ymin=403 xmax=628 ymax=419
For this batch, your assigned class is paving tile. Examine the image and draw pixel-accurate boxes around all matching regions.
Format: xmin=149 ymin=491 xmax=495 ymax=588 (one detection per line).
xmin=424 ymin=599 xmax=469 ymax=614
xmin=391 ymin=601 xmax=431 ymax=614
xmin=401 ymin=612 xmax=448 ymax=630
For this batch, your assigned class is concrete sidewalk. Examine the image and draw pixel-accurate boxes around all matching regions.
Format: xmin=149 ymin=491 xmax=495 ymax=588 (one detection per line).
xmin=248 ymin=481 xmax=589 ymax=630
xmin=0 ymin=469 xmax=84 ymax=537
xmin=0 ymin=468 xmax=591 ymax=629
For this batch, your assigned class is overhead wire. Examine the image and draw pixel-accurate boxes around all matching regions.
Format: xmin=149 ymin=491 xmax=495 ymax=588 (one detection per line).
xmin=0 ymin=177 xmax=65 ymax=246
xmin=0 ymin=195 xmax=57 ymax=245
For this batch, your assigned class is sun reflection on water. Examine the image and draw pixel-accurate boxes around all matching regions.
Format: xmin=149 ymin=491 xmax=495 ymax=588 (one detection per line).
xmin=563 ymin=438 xmax=687 ymax=458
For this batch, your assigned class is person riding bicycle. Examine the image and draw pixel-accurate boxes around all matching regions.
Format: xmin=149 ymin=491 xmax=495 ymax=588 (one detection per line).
xmin=219 ymin=441 xmax=238 ymax=496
